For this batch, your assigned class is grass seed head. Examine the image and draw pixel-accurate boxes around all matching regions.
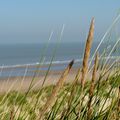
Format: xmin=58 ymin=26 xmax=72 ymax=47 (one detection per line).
xmin=39 ymin=60 xmax=74 ymax=120
xmin=81 ymin=18 xmax=95 ymax=88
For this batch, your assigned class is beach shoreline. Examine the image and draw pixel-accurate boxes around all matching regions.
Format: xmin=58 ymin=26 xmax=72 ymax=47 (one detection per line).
xmin=0 ymin=67 xmax=79 ymax=94
xmin=0 ymin=62 xmax=117 ymax=94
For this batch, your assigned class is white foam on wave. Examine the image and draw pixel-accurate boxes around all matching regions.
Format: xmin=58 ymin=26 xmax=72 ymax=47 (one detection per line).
xmin=0 ymin=56 xmax=119 ymax=69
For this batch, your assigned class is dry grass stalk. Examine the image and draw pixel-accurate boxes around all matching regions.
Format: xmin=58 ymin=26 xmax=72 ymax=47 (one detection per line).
xmin=77 ymin=18 xmax=95 ymax=119
xmin=117 ymin=86 xmax=120 ymax=119
xmin=60 ymin=68 xmax=81 ymax=119
xmin=81 ymin=18 xmax=94 ymax=88
xmin=118 ymin=86 xmax=120 ymax=110
xmin=63 ymin=68 xmax=81 ymax=119
xmin=39 ymin=60 xmax=74 ymax=120
xmin=10 ymin=107 xmax=14 ymax=120
xmin=68 ymin=68 xmax=81 ymax=106
xmin=87 ymin=53 xmax=99 ymax=120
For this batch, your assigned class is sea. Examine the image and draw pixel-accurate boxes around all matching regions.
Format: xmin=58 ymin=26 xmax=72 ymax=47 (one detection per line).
xmin=0 ymin=41 xmax=119 ymax=78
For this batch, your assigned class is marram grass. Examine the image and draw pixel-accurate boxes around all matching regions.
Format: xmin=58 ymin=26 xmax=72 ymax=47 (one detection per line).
xmin=0 ymin=73 xmax=120 ymax=120
xmin=0 ymin=18 xmax=120 ymax=120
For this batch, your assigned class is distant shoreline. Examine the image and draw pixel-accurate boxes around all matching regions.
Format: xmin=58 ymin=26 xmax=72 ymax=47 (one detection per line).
xmin=0 ymin=56 xmax=119 ymax=93
xmin=0 ymin=56 xmax=119 ymax=78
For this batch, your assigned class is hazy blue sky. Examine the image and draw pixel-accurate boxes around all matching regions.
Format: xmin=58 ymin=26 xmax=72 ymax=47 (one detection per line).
xmin=0 ymin=0 xmax=120 ymax=44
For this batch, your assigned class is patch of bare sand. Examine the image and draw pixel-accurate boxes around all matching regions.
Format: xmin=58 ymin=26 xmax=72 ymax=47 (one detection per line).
xmin=0 ymin=68 xmax=78 ymax=93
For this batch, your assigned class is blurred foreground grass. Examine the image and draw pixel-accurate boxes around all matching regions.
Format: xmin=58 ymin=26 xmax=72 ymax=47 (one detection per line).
xmin=0 ymin=74 xmax=119 ymax=120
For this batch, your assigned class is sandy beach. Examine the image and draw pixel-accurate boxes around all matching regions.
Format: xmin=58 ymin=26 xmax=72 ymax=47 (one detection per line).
xmin=0 ymin=63 xmax=115 ymax=94
xmin=0 ymin=67 xmax=79 ymax=93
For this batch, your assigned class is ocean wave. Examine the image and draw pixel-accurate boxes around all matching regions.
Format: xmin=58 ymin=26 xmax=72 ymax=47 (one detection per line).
xmin=0 ymin=59 xmax=82 ymax=69
xmin=0 ymin=56 xmax=119 ymax=69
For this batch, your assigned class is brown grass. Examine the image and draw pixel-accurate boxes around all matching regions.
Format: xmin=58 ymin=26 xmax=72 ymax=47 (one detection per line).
xmin=77 ymin=18 xmax=95 ymax=119
xmin=39 ymin=60 xmax=74 ymax=120
xmin=87 ymin=53 xmax=99 ymax=120
xmin=10 ymin=107 xmax=14 ymax=120
xmin=117 ymin=86 xmax=120 ymax=119
xmin=68 ymin=68 xmax=81 ymax=106
xmin=81 ymin=18 xmax=94 ymax=88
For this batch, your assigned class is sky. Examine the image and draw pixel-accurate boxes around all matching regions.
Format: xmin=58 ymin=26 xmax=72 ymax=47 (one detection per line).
xmin=0 ymin=0 xmax=120 ymax=44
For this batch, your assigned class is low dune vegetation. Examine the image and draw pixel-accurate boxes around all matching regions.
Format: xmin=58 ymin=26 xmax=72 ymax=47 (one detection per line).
xmin=0 ymin=17 xmax=120 ymax=120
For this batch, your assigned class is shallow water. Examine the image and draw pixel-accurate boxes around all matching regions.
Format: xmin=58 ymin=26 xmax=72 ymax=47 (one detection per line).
xmin=0 ymin=41 xmax=119 ymax=77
